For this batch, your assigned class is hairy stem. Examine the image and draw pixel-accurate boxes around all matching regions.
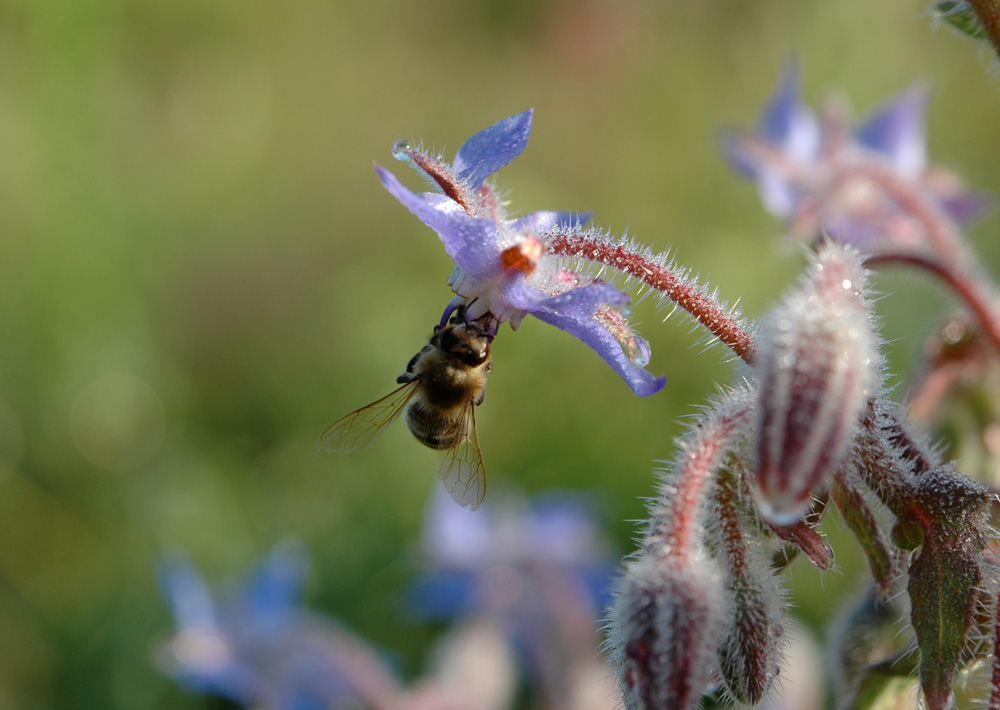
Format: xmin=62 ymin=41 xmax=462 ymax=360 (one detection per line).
xmin=865 ymin=251 xmax=1000 ymax=355
xmin=547 ymin=231 xmax=757 ymax=362
xmin=650 ymin=390 xmax=755 ymax=565
xmin=968 ymin=0 xmax=1000 ymax=61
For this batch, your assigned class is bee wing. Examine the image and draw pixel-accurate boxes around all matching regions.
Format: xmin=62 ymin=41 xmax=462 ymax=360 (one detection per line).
xmin=437 ymin=402 xmax=486 ymax=511
xmin=316 ymin=382 xmax=419 ymax=453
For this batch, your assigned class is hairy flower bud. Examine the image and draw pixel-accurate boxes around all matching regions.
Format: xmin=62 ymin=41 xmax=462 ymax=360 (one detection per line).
xmin=750 ymin=244 xmax=878 ymax=525
xmin=713 ymin=469 xmax=786 ymax=705
xmin=609 ymin=390 xmax=755 ymax=710
xmin=609 ymin=550 xmax=728 ymax=710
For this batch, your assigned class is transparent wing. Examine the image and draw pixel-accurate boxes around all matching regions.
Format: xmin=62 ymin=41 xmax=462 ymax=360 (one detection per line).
xmin=316 ymin=382 xmax=419 ymax=453
xmin=437 ymin=403 xmax=486 ymax=510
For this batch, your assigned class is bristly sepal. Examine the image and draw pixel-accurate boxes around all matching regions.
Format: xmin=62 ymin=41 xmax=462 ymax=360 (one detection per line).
xmin=831 ymin=467 xmax=903 ymax=595
xmin=903 ymin=465 xmax=990 ymax=710
xmin=748 ymin=243 xmax=880 ymax=525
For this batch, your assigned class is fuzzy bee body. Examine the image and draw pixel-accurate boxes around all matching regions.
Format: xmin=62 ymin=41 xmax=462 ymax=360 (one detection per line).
xmin=318 ymin=320 xmax=492 ymax=509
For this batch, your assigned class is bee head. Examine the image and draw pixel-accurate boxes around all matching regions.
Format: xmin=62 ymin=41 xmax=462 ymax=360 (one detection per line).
xmin=436 ymin=322 xmax=491 ymax=367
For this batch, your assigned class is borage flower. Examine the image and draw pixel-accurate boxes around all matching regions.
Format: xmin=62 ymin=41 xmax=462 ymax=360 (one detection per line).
xmin=411 ymin=486 xmax=620 ymax=709
xmin=376 ymin=110 xmax=665 ymax=396
xmin=156 ymin=543 xmax=401 ymax=710
xmin=722 ymin=62 xmax=989 ymax=251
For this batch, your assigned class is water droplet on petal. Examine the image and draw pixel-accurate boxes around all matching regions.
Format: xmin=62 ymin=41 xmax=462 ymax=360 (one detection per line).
xmin=392 ymin=139 xmax=412 ymax=161
xmin=630 ymin=337 xmax=651 ymax=367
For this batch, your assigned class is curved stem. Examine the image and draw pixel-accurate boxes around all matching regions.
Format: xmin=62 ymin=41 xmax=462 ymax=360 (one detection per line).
xmin=864 ymin=251 xmax=1000 ymax=355
xmin=547 ymin=231 xmax=757 ymax=363
xmin=650 ymin=390 xmax=754 ymax=566
xmin=838 ymin=161 xmax=967 ymax=257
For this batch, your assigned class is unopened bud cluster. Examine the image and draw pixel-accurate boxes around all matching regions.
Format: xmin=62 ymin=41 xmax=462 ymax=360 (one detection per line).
xmin=610 ymin=246 xmax=883 ymax=709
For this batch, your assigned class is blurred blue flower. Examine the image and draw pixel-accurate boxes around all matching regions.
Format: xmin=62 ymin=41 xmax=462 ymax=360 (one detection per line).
xmin=157 ymin=542 xmax=401 ymax=710
xmin=725 ymin=61 xmax=821 ymax=220
xmin=723 ymin=61 xmax=989 ymax=249
xmin=411 ymin=485 xmax=615 ymax=643
xmin=376 ymin=111 xmax=665 ymax=396
xmin=409 ymin=487 xmax=621 ymax=708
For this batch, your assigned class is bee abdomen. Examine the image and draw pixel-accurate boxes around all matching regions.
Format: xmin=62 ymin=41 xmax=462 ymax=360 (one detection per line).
xmin=406 ymin=401 xmax=462 ymax=450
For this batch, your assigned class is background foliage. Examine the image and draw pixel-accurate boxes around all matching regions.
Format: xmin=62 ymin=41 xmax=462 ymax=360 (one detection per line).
xmin=2 ymin=1 xmax=999 ymax=708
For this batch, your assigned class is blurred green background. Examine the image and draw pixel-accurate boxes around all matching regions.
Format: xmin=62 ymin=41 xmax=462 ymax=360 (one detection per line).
xmin=2 ymin=0 xmax=999 ymax=708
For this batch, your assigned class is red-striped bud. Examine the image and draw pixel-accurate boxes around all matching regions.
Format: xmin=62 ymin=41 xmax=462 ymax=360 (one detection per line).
xmin=749 ymin=244 xmax=878 ymax=525
xmin=609 ymin=551 xmax=728 ymax=710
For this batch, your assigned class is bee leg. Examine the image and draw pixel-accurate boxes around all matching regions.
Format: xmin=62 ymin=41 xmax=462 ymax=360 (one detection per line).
xmin=398 ymin=344 xmax=433 ymax=383
xmin=474 ymin=390 xmax=486 ymax=406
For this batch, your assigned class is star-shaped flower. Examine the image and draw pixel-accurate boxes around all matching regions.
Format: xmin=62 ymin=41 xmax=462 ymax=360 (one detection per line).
xmin=723 ymin=61 xmax=990 ymax=250
xmin=376 ymin=110 xmax=665 ymax=396
xmin=156 ymin=543 xmax=401 ymax=710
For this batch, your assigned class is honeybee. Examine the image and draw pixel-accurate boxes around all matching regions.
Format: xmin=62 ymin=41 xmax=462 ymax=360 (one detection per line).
xmin=317 ymin=318 xmax=492 ymax=510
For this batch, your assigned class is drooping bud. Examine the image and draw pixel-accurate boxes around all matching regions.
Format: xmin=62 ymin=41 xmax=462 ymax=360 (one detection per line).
xmin=712 ymin=467 xmax=786 ymax=705
xmin=609 ymin=388 xmax=754 ymax=710
xmin=749 ymin=243 xmax=879 ymax=525
xmin=609 ymin=550 xmax=729 ymax=710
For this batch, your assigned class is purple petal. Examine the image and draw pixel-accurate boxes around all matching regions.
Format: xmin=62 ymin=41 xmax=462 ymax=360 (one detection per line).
xmin=243 ymin=541 xmax=309 ymax=627
xmin=421 ymin=485 xmax=494 ymax=568
xmin=376 ymin=164 xmax=501 ymax=278
xmin=821 ymin=215 xmax=889 ymax=250
xmin=758 ymin=169 xmax=800 ymax=219
xmin=526 ymin=496 xmax=602 ymax=564
xmin=719 ymin=129 xmax=758 ymax=179
xmin=159 ymin=554 xmax=218 ymax=630
xmin=719 ymin=130 xmax=799 ymax=218
xmin=856 ymin=84 xmax=929 ymax=177
xmin=407 ymin=573 xmax=477 ymax=620
xmin=508 ymin=280 xmax=666 ymax=396
xmin=938 ymin=189 xmax=992 ymax=225
xmin=508 ymin=210 xmax=593 ymax=233
xmin=760 ymin=60 xmax=819 ymax=163
xmin=453 ymin=110 xmax=533 ymax=191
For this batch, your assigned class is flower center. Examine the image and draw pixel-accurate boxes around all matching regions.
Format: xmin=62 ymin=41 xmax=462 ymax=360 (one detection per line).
xmin=500 ymin=236 xmax=544 ymax=275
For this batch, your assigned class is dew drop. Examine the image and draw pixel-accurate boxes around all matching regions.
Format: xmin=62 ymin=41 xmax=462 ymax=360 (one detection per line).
xmin=392 ymin=139 xmax=412 ymax=160
xmin=631 ymin=341 xmax=651 ymax=367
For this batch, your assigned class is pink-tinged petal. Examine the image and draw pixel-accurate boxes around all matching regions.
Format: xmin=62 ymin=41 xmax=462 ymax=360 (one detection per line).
xmin=376 ymin=164 xmax=501 ymax=278
xmin=453 ymin=109 xmax=534 ymax=191
xmin=855 ymin=84 xmax=929 ymax=177
xmin=507 ymin=280 xmax=666 ymax=396
xmin=508 ymin=211 xmax=593 ymax=233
